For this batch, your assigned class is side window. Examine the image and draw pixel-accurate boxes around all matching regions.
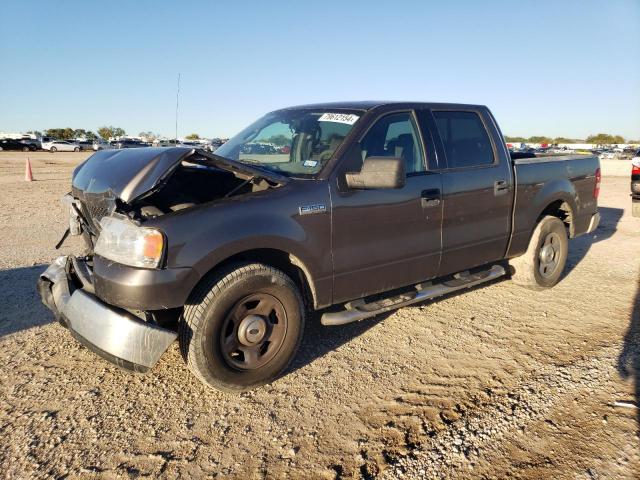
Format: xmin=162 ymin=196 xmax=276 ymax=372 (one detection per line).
xmin=432 ymin=111 xmax=495 ymax=168
xmin=361 ymin=112 xmax=425 ymax=174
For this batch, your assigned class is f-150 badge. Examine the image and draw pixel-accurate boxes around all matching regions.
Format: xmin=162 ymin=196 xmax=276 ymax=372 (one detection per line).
xmin=299 ymin=204 xmax=327 ymax=215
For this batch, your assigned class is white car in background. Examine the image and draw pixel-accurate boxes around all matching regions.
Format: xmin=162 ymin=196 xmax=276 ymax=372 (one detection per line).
xmin=551 ymin=147 xmax=574 ymax=154
xmin=42 ymin=140 xmax=81 ymax=152
xmin=598 ymin=150 xmax=616 ymax=160
xmin=93 ymin=140 xmax=114 ymax=151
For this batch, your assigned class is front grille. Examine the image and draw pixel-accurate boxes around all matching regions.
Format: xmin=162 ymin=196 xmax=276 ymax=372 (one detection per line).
xmin=72 ymin=187 xmax=117 ymax=234
xmin=84 ymin=200 xmax=111 ymax=223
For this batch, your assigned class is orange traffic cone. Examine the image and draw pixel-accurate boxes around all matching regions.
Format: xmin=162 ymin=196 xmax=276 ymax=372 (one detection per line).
xmin=25 ymin=157 xmax=33 ymax=182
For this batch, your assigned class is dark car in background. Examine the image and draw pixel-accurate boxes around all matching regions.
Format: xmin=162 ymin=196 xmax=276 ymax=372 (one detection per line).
xmin=621 ymin=146 xmax=639 ymax=159
xmin=76 ymin=140 xmax=93 ymax=151
xmin=113 ymin=139 xmax=147 ymax=149
xmin=0 ymin=138 xmax=37 ymax=151
xmin=632 ymin=150 xmax=640 ymax=217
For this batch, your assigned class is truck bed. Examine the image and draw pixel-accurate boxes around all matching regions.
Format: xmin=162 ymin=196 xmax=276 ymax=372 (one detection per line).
xmin=508 ymin=154 xmax=600 ymax=258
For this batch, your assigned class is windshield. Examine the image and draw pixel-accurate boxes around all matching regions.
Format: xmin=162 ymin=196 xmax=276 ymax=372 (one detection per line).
xmin=215 ymin=109 xmax=361 ymax=176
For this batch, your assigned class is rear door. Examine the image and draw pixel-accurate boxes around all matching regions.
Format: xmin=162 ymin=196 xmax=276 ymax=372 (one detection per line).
xmin=425 ymin=108 xmax=513 ymax=276
xmin=329 ymin=110 xmax=443 ymax=303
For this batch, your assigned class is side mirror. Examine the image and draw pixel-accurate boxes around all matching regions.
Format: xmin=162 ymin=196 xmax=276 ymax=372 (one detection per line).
xmin=345 ymin=156 xmax=405 ymax=190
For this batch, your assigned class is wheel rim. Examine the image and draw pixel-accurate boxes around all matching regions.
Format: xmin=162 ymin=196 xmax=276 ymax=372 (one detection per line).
xmin=220 ymin=293 xmax=288 ymax=370
xmin=538 ymin=232 xmax=561 ymax=277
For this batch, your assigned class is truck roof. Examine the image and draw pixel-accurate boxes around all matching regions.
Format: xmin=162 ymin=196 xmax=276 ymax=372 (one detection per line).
xmin=280 ymin=101 xmax=487 ymax=111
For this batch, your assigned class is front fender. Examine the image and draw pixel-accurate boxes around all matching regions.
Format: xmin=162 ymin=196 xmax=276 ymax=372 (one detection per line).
xmin=149 ymin=181 xmax=332 ymax=308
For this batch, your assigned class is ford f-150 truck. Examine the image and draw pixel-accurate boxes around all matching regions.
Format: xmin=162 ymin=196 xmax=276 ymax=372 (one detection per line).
xmin=37 ymin=101 xmax=601 ymax=392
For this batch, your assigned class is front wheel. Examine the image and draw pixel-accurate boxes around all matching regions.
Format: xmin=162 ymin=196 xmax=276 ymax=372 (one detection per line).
xmin=22 ymin=146 xmax=30 ymax=152
xmin=179 ymin=263 xmax=305 ymax=392
xmin=509 ymin=215 xmax=568 ymax=290
xmin=50 ymin=147 xmax=57 ymax=153
xmin=74 ymin=147 xmax=80 ymax=152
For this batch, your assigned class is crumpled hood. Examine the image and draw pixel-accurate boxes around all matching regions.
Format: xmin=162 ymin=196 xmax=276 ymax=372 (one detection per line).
xmin=72 ymin=147 xmax=193 ymax=204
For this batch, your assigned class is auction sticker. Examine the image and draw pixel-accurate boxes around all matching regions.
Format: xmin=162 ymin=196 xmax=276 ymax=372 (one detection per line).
xmin=318 ymin=113 xmax=359 ymax=125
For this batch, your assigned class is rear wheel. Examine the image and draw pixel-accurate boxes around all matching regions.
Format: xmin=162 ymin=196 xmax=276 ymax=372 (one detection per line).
xmin=50 ymin=147 xmax=57 ymax=153
xmin=179 ymin=263 xmax=305 ymax=392
xmin=509 ymin=215 xmax=568 ymax=290
xmin=22 ymin=146 xmax=30 ymax=152
xmin=74 ymin=147 xmax=80 ymax=152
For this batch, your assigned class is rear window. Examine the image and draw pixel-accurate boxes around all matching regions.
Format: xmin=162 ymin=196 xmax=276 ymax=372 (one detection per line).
xmin=433 ymin=111 xmax=495 ymax=168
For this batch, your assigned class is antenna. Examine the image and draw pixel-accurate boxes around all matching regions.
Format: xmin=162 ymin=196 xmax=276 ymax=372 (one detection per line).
xmin=175 ymin=73 xmax=181 ymax=141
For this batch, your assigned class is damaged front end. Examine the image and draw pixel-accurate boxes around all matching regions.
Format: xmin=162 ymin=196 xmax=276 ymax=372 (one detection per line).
xmin=37 ymin=255 xmax=177 ymax=372
xmin=38 ymin=147 xmax=286 ymax=372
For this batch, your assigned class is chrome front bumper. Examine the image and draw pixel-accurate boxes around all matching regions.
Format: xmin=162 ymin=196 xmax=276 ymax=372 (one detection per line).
xmin=37 ymin=256 xmax=177 ymax=372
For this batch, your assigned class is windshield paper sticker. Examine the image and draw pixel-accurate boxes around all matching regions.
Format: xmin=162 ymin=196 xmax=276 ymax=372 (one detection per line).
xmin=318 ymin=113 xmax=359 ymax=125
xmin=303 ymin=160 xmax=318 ymax=168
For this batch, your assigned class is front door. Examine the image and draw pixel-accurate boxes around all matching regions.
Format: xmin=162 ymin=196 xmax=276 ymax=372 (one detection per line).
xmin=330 ymin=111 xmax=443 ymax=304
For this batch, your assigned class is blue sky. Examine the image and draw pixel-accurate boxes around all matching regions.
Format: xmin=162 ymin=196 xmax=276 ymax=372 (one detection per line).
xmin=1 ymin=0 xmax=639 ymax=139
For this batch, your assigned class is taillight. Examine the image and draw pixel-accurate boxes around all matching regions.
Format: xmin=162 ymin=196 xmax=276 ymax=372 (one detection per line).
xmin=593 ymin=167 xmax=601 ymax=199
xmin=632 ymin=159 xmax=640 ymax=176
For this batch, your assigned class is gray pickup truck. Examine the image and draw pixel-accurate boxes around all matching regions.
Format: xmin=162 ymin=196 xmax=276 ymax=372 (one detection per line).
xmin=38 ymin=101 xmax=600 ymax=391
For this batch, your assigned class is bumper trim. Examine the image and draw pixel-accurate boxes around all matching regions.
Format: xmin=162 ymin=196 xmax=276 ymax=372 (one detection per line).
xmin=586 ymin=211 xmax=600 ymax=234
xmin=63 ymin=290 xmax=177 ymax=370
xmin=38 ymin=256 xmax=177 ymax=371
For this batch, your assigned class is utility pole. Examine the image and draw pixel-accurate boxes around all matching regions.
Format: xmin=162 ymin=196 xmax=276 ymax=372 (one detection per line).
xmin=175 ymin=73 xmax=181 ymax=141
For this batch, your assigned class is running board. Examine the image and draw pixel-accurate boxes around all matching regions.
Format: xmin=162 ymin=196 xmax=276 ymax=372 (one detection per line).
xmin=321 ymin=265 xmax=506 ymax=326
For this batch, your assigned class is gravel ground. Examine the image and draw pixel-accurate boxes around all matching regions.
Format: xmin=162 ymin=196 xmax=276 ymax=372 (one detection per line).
xmin=0 ymin=151 xmax=639 ymax=479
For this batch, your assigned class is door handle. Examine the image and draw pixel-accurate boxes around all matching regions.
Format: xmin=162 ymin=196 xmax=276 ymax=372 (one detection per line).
xmin=494 ymin=180 xmax=509 ymax=196
xmin=421 ymin=189 xmax=441 ymax=208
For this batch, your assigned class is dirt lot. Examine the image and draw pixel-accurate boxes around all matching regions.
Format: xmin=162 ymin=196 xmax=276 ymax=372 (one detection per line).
xmin=0 ymin=151 xmax=639 ymax=479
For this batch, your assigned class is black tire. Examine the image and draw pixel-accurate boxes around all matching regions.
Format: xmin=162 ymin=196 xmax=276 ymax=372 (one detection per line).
xmin=22 ymin=146 xmax=30 ymax=152
xmin=179 ymin=263 xmax=305 ymax=392
xmin=509 ymin=215 xmax=568 ymax=290
xmin=50 ymin=147 xmax=57 ymax=153
xmin=74 ymin=147 xmax=80 ymax=152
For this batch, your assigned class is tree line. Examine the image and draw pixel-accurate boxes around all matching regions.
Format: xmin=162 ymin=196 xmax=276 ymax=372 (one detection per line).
xmin=505 ymin=133 xmax=637 ymax=144
xmin=28 ymin=126 xmax=171 ymax=142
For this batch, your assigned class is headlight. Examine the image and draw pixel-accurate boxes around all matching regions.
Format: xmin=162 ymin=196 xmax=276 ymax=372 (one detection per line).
xmin=95 ymin=216 xmax=164 ymax=268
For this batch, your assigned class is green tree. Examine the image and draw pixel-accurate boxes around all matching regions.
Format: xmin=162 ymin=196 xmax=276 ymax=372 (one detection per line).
xmin=266 ymin=134 xmax=290 ymax=146
xmin=185 ymin=133 xmax=200 ymax=140
xmin=585 ymin=133 xmax=625 ymax=146
xmin=27 ymin=130 xmax=42 ymax=137
xmin=97 ymin=126 xmax=126 ymax=140
xmin=139 ymin=131 xmax=158 ymax=142
xmin=44 ymin=128 xmax=76 ymax=140
xmin=527 ymin=136 xmax=552 ymax=144
xmin=72 ymin=129 xmax=97 ymax=141
xmin=504 ymin=136 xmax=526 ymax=143
xmin=553 ymin=137 xmax=580 ymax=144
